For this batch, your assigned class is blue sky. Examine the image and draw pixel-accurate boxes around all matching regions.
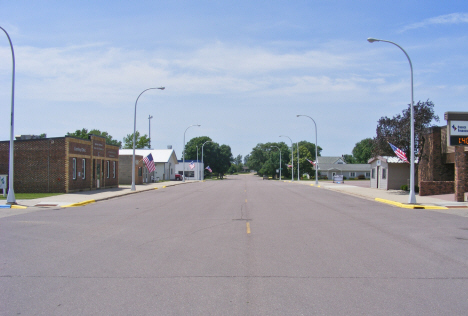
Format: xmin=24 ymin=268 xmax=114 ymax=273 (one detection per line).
xmin=1 ymin=1 xmax=468 ymax=160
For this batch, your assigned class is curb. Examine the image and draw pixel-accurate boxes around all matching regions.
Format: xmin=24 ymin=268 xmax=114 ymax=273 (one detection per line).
xmin=374 ymin=198 xmax=448 ymax=210
xmin=0 ymin=204 xmax=28 ymax=209
xmin=62 ymin=199 xmax=96 ymax=208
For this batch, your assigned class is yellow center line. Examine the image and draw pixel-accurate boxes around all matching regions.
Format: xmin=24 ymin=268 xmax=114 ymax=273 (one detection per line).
xmin=246 ymin=222 xmax=251 ymax=234
xmin=245 ymin=199 xmax=247 ymax=203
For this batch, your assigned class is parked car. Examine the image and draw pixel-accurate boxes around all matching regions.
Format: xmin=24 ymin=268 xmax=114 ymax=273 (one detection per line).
xmin=175 ymin=174 xmax=183 ymax=181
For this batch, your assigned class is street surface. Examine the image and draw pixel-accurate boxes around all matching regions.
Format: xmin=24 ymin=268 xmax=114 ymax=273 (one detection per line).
xmin=1 ymin=174 xmax=468 ymax=315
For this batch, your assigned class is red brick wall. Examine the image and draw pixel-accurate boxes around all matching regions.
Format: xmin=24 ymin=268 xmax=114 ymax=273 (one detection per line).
xmin=419 ymin=181 xmax=454 ymax=196
xmin=0 ymin=138 xmax=66 ymax=193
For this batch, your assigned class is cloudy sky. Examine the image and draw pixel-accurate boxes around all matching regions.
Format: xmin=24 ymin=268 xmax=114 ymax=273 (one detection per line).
xmin=1 ymin=1 xmax=467 ymax=160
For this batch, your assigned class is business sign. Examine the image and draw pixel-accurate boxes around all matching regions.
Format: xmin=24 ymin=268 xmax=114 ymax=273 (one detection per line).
xmin=333 ymin=174 xmax=344 ymax=183
xmin=0 ymin=175 xmax=7 ymax=189
xmin=449 ymin=121 xmax=468 ymax=146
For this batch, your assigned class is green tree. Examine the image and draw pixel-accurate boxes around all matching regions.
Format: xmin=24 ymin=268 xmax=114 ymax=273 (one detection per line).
xmin=342 ymin=154 xmax=357 ymax=164
xmin=373 ymin=100 xmax=439 ymax=162
xmin=123 ymin=131 xmax=150 ymax=149
xmin=351 ymin=138 xmax=373 ymax=163
xmin=243 ymin=154 xmax=250 ymax=167
xmin=67 ymin=128 xmax=122 ymax=148
xmin=248 ymin=142 xmax=291 ymax=177
xmin=184 ymin=136 xmax=233 ymax=178
xmin=291 ymin=141 xmax=322 ymax=179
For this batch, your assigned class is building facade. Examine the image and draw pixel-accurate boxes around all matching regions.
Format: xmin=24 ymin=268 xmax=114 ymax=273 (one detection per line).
xmin=418 ymin=124 xmax=467 ymax=200
xmin=368 ymin=156 xmax=411 ymax=190
xmin=0 ymin=135 xmax=119 ymax=193
xmin=316 ymin=156 xmax=371 ymax=180
xmin=119 ymin=149 xmax=179 ymax=184
xmin=175 ymin=160 xmax=204 ymax=180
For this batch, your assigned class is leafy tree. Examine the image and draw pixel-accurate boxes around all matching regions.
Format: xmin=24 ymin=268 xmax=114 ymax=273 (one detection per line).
xmin=297 ymin=141 xmax=322 ymax=160
xmin=243 ymin=154 xmax=250 ymax=167
xmin=67 ymin=128 xmax=122 ymax=148
xmin=342 ymin=154 xmax=357 ymax=164
xmin=249 ymin=142 xmax=291 ymax=177
xmin=351 ymin=138 xmax=373 ymax=163
xmin=373 ymin=100 xmax=439 ymax=162
xmin=291 ymin=141 xmax=322 ymax=178
xmin=184 ymin=136 xmax=233 ymax=178
xmin=123 ymin=131 xmax=150 ymax=149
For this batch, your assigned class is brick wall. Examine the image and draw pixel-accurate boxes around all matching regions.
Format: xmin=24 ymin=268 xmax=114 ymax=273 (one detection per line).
xmin=1 ymin=136 xmax=120 ymax=193
xmin=419 ymin=181 xmax=454 ymax=196
xmin=118 ymin=155 xmax=143 ymax=185
xmin=419 ymin=127 xmax=454 ymax=182
xmin=0 ymin=138 xmax=66 ymax=193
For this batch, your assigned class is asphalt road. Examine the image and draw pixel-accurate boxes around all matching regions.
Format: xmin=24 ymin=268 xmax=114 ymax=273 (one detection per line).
xmin=1 ymin=174 xmax=468 ymax=315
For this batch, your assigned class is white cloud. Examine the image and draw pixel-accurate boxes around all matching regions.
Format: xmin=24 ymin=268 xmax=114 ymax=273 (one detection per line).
xmin=401 ymin=13 xmax=468 ymax=32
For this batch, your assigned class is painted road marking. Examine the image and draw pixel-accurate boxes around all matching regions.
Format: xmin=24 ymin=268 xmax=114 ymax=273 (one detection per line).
xmin=246 ymin=222 xmax=251 ymax=234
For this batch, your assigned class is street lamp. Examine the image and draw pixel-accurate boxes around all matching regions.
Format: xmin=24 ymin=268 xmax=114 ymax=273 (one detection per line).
xmin=297 ymin=142 xmax=300 ymax=181
xmin=367 ymin=37 xmax=416 ymax=204
xmin=183 ymin=124 xmax=201 ymax=182
xmin=270 ymin=146 xmax=281 ymax=180
xmin=131 ymin=87 xmax=165 ymax=191
xmin=279 ymin=135 xmax=293 ymax=181
xmin=1 ymin=26 xmax=16 ymax=204
xmin=148 ymin=115 xmax=153 ymax=149
xmin=297 ymin=115 xmax=319 ymax=186
xmin=202 ymin=140 xmax=212 ymax=181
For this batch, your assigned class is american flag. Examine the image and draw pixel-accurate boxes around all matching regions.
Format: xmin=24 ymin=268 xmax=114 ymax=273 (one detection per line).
xmin=143 ymin=153 xmax=156 ymax=173
xmin=306 ymin=159 xmax=315 ymax=166
xmin=287 ymin=164 xmax=292 ymax=168
xmin=388 ymin=142 xmax=409 ymax=163
xmin=205 ymin=166 xmax=212 ymax=173
xmin=189 ymin=162 xmax=195 ymax=170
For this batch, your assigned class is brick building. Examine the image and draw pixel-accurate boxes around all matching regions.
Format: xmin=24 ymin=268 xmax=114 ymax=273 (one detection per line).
xmin=418 ymin=125 xmax=467 ymax=201
xmin=0 ymin=135 xmax=119 ymax=193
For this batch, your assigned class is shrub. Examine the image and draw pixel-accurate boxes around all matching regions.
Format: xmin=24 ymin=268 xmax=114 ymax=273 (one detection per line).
xmin=401 ymin=185 xmax=408 ymax=191
xmin=358 ymin=174 xmax=366 ymax=180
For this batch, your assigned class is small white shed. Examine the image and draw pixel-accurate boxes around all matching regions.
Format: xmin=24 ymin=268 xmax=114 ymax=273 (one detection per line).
xmin=368 ymin=156 xmax=411 ymax=190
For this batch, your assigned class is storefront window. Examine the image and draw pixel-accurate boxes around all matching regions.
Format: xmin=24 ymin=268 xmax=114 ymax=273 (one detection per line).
xmin=72 ymin=158 xmax=77 ymax=180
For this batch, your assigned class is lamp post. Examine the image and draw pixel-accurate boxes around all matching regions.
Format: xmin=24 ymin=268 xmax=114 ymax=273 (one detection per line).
xmin=1 ymin=27 xmax=16 ymax=204
xmin=279 ymin=135 xmax=293 ymax=181
xmin=202 ymin=140 xmax=212 ymax=181
xmin=367 ymin=37 xmax=416 ymax=204
xmin=131 ymin=87 xmax=165 ymax=191
xmin=196 ymin=145 xmax=199 ymax=180
xmin=148 ymin=115 xmax=153 ymax=149
xmin=297 ymin=143 xmax=300 ymax=181
xmin=183 ymin=124 xmax=201 ymax=182
xmin=297 ymin=115 xmax=319 ymax=186
xmin=270 ymin=146 xmax=281 ymax=181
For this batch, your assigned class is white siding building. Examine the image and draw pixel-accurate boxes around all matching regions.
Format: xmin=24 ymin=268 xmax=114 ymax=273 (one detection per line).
xmin=316 ymin=156 xmax=371 ymax=180
xmin=119 ymin=149 xmax=179 ymax=182
xmin=174 ymin=160 xmax=204 ymax=180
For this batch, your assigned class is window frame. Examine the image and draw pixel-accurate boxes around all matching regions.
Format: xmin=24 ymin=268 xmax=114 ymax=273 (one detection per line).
xmin=72 ymin=158 xmax=77 ymax=180
xmin=82 ymin=159 xmax=86 ymax=179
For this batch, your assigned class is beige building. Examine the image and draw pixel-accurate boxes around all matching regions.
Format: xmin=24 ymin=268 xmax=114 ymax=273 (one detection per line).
xmin=368 ymin=156 xmax=411 ymax=190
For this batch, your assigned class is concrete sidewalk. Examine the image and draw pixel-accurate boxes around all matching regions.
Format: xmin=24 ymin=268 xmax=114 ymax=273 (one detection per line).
xmin=288 ymin=180 xmax=468 ymax=216
xmin=0 ymin=180 xmax=194 ymax=209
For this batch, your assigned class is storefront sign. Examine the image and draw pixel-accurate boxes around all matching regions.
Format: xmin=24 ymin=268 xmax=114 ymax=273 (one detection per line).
xmin=449 ymin=120 xmax=468 ymax=146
